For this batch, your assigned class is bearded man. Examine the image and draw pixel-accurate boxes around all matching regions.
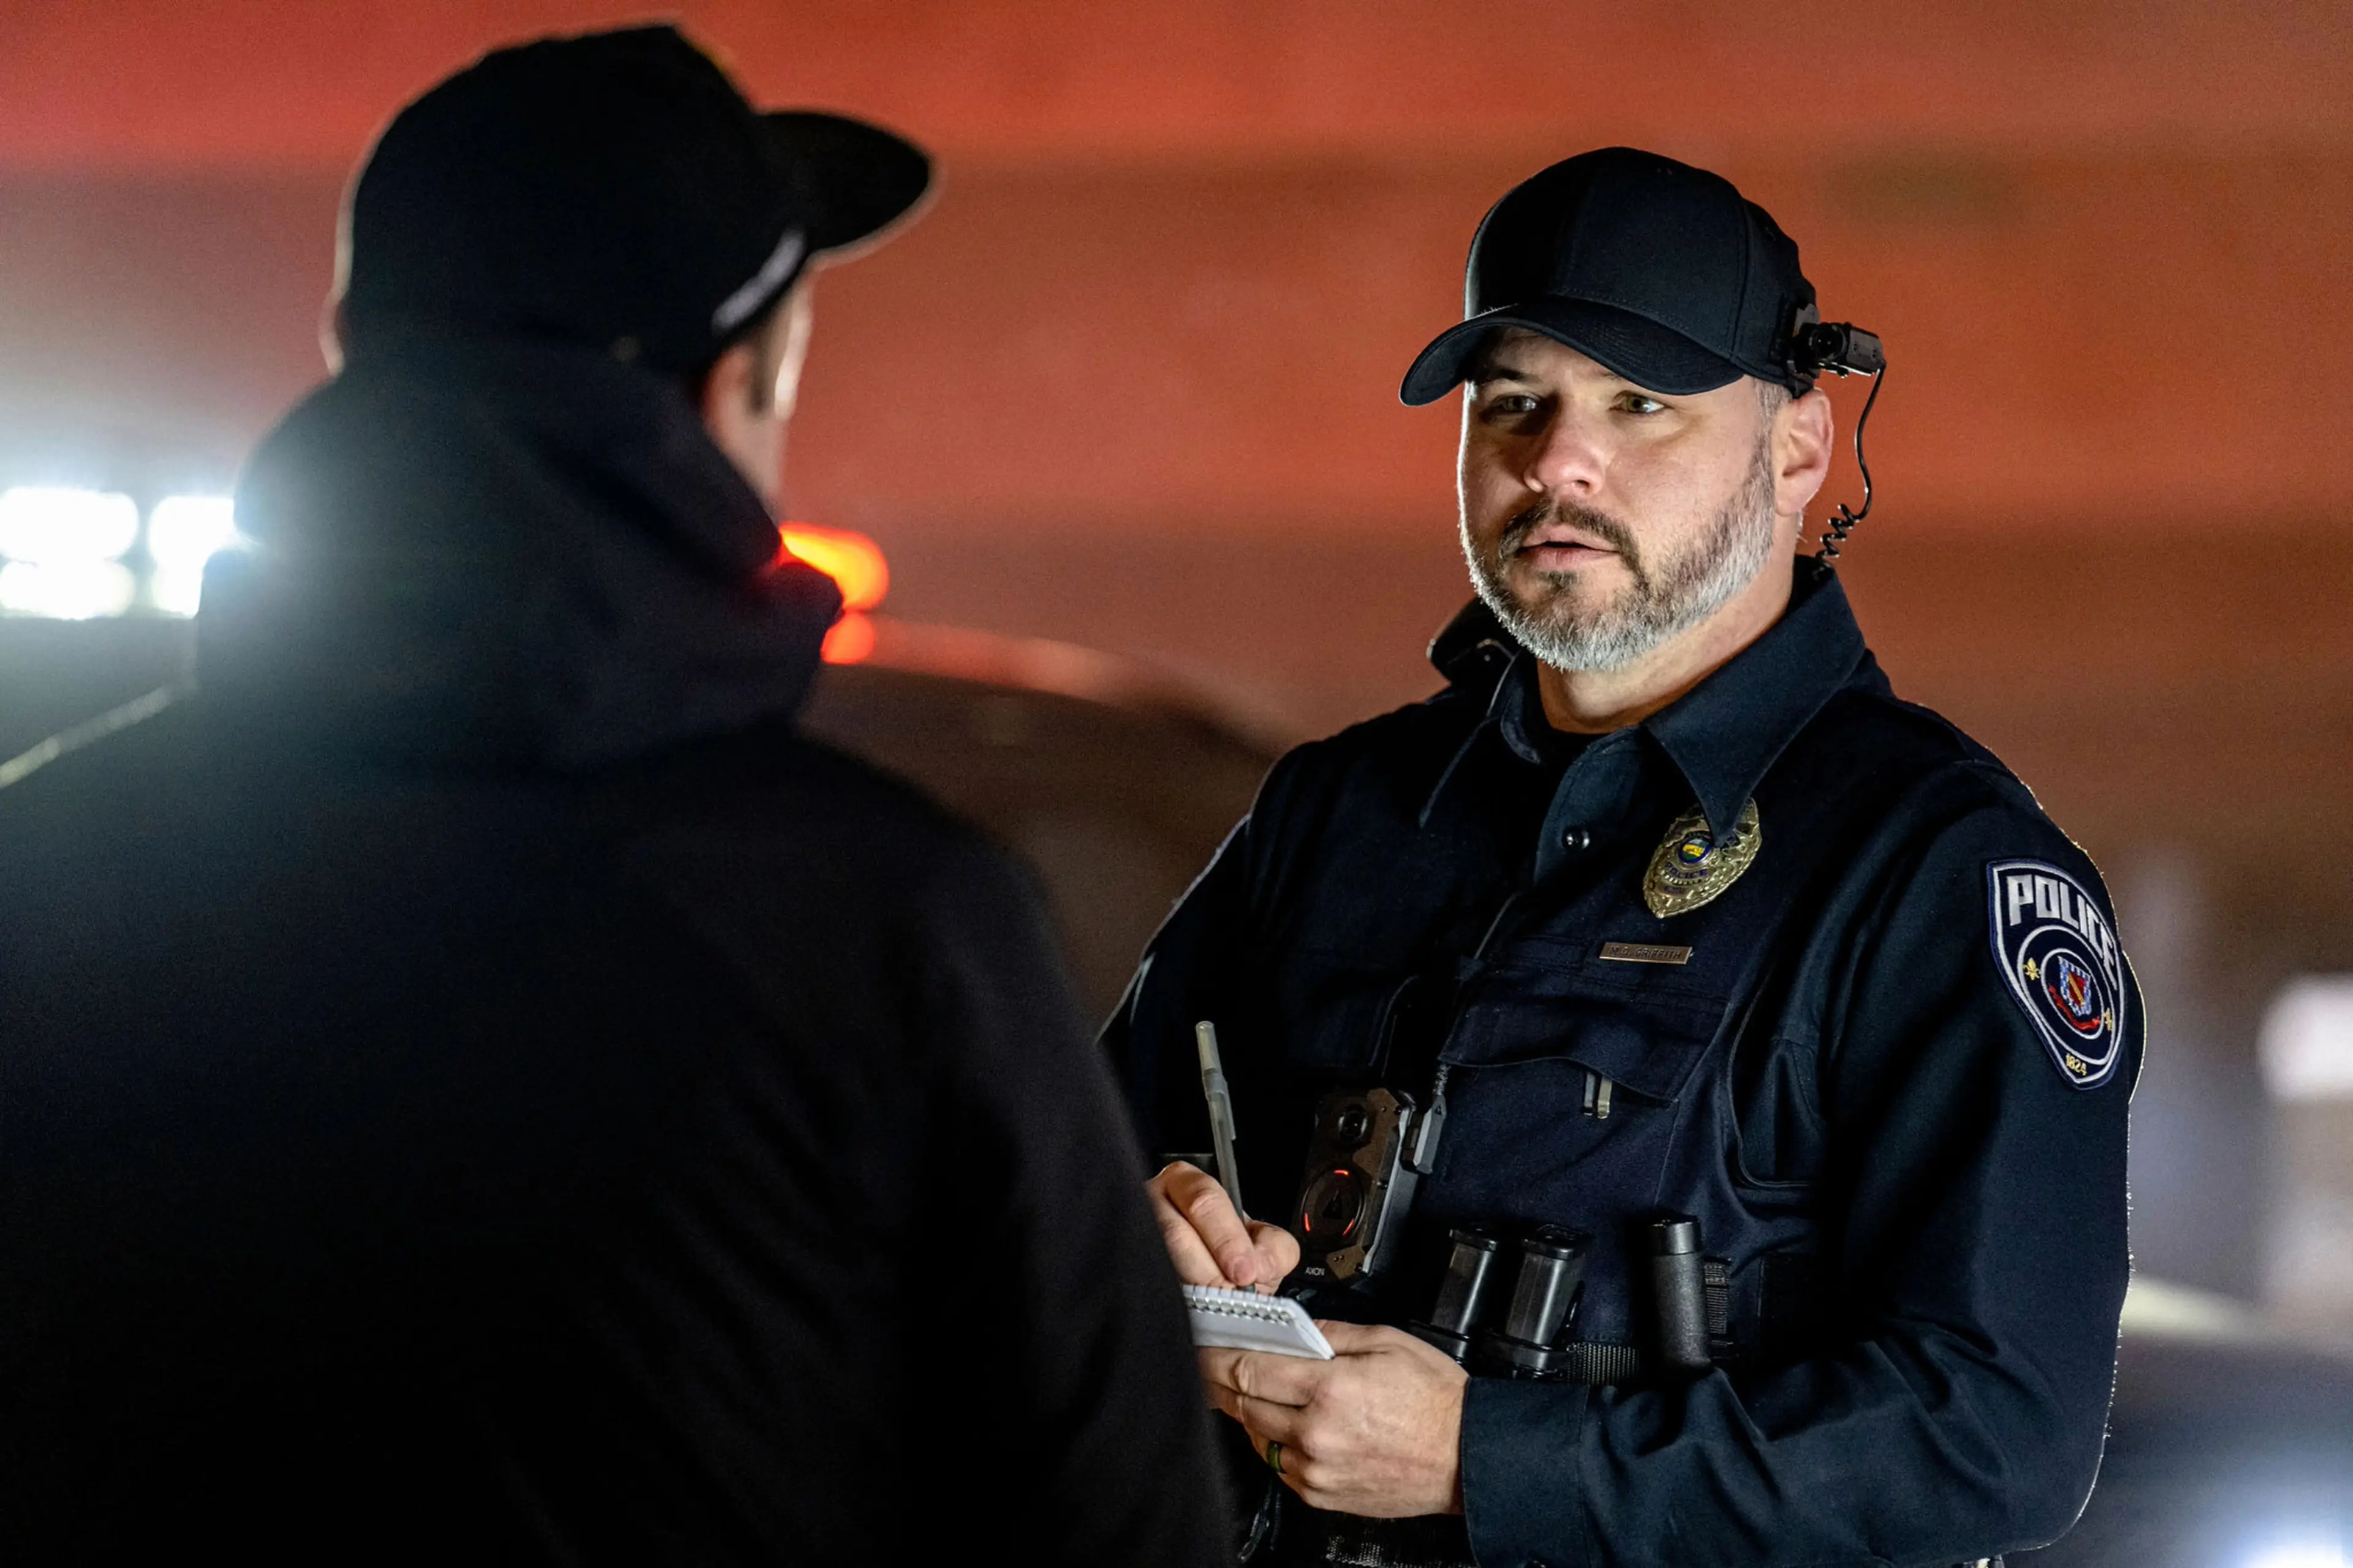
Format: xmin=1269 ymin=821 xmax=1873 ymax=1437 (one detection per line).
xmin=1108 ymin=148 xmax=2139 ymax=1567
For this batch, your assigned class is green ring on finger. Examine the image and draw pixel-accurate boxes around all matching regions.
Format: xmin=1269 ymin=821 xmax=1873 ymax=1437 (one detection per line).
xmin=1265 ymin=1440 xmax=1285 ymax=1475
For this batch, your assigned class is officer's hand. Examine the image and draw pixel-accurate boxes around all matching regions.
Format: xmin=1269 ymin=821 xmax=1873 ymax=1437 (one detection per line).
xmin=1199 ymin=1323 xmax=1466 ymax=1518
xmin=1146 ymin=1161 xmax=1300 ymax=1293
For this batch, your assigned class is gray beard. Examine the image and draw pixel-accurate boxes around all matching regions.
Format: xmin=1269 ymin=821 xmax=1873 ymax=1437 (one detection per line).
xmin=1461 ymin=438 xmax=1779 ymax=675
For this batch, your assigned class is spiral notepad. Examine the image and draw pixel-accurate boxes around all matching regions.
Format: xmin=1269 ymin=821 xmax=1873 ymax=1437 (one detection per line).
xmin=1183 ymin=1285 xmax=1335 ymax=1359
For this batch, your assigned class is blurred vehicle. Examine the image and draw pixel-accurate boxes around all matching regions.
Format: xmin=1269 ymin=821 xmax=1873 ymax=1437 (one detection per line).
xmin=2 ymin=524 xmax=2347 ymax=1568
xmin=0 ymin=607 xmax=1273 ymax=1028
xmin=2027 ymin=1313 xmax=2353 ymax=1567
xmin=0 ymin=513 xmax=1279 ymax=1021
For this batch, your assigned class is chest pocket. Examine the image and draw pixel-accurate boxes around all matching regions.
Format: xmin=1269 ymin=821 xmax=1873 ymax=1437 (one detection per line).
xmin=1439 ymin=942 xmax=1729 ymax=1105
xmin=1419 ymin=945 xmax=1739 ymax=1315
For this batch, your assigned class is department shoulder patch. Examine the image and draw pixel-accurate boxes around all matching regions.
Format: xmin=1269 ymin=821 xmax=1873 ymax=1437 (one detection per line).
xmin=1986 ymin=859 xmax=2127 ymax=1089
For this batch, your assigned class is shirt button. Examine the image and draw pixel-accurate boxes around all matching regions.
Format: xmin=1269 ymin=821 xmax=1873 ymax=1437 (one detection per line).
xmin=1559 ymin=827 xmax=1594 ymax=853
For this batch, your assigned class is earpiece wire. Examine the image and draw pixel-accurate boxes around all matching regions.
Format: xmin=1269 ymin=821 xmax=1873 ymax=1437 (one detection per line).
xmin=1815 ymin=365 xmax=1884 ymax=562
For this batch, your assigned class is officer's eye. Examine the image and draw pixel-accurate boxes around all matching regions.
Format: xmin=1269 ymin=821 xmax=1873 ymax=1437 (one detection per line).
xmin=1613 ymin=392 xmax=1669 ymax=416
xmin=1478 ymin=392 xmax=1543 ymax=420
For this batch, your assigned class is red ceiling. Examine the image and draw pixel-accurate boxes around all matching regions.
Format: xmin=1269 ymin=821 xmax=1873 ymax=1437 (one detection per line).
xmin=4 ymin=4 xmax=2351 ymax=543
xmin=2 ymin=1 xmax=2349 ymax=173
xmin=2 ymin=2 xmax=2351 ymax=838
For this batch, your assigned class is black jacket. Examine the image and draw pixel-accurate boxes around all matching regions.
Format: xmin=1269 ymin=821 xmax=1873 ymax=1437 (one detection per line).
xmin=1110 ymin=562 xmax=2139 ymax=1567
xmin=0 ymin=338 xmax=1227 ymax=1565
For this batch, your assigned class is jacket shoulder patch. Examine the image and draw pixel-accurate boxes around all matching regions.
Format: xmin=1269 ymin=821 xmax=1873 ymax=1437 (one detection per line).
xmin=1986 ymin=859 xmax=2127 ymax=1089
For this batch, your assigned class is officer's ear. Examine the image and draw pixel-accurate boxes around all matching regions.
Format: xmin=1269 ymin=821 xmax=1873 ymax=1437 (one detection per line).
xmin=1771 ymin=382 xmax=1835 ymax=523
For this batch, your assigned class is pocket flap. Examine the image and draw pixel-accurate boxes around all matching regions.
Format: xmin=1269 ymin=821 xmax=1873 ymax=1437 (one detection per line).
xmin=1440 ymin=981 xmax=1723 ymax=1103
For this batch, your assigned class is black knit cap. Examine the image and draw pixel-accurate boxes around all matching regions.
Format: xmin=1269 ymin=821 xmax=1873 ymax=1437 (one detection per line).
xmin=339 ymin=25 xmax=930 ymax=373
xmin=1401 ymin=148 xmax=1814 ymax=403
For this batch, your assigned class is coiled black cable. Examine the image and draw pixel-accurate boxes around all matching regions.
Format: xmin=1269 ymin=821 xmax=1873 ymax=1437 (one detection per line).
xmin=1815 ymin=365 xmax=1884 ymax=562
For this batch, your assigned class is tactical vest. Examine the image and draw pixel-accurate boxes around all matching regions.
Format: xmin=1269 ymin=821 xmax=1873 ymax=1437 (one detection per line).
xmin=1276 ymin=673 xmax=1977 ymax=1380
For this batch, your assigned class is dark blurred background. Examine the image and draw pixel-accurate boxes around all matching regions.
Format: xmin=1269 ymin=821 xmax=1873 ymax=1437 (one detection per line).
xmin=4 ymin=0 xmax=2351 ymax=1354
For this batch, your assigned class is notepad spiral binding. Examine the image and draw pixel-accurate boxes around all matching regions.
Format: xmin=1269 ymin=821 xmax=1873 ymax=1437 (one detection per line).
xmin=1182 ymin=1285 xmax=1335 ymax=1358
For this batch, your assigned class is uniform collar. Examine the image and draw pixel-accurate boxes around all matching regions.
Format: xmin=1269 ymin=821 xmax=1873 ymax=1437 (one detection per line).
xmin=1641 ymin=558 xmax=1868 ymax=837
xmin=1427 ymin=558 xmax=1869 ymax=837
xmin=1490 ymin=650 xmax=1557 ymax=766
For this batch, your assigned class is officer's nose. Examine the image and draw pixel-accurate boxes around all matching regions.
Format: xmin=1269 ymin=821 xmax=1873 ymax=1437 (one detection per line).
xmin=1522 ymin=409 xmax=1608 ymax=499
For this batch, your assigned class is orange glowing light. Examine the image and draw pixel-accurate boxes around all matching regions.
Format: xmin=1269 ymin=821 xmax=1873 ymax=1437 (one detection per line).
xmin=777 ymin=523 xmax=889 ymax=613
xmin=820 ymin=610 xmax=876 ymax=665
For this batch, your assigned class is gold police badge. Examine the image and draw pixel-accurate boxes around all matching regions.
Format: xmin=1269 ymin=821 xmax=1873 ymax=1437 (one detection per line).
xmin=1643 ymin=798 xmax=1762 ymax=918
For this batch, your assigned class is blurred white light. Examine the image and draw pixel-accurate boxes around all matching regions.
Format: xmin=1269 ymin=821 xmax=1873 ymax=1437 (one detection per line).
xmin=2260 ymin=976 xmax=2353 ymax=1101
xmin=148 ymin=494 xmax=238 ymax=570
xmin=149 ymin=570 xmax=205 ymax=618
xmin=147 ymin=494 xmax=240 ymax=616
xmin=0 ymin=560 xmax=136 ymax=619
xmin=0 ymin=486 xmax=138 ymax=566
xmin=2241 ymin=1541 xmax=2347 ymax=1568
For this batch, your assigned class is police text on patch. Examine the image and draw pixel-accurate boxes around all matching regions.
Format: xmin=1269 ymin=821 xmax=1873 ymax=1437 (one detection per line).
xmin=1985 ymin=860 xmax=2127 ymax=1090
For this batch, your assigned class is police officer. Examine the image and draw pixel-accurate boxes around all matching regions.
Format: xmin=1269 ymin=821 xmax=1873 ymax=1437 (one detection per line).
xmin=1112 ymin=148 xmax=2139 ymax=1567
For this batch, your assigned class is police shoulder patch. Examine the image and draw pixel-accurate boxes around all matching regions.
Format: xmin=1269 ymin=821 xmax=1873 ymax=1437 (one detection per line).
xmin=1986 ymin=859 xmax=2127 ymax=1090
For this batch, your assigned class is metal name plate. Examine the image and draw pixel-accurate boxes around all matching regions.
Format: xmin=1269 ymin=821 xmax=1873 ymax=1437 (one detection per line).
xmin=1599 ymin=941 xmax=1694 ymax=966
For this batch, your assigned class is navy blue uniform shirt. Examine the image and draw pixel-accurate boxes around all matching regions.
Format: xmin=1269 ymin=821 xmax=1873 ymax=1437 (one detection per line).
xmin=1107 ymin=560 xmax=2141 ymax=1567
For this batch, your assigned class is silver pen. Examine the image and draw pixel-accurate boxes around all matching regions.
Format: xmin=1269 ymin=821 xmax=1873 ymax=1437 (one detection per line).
xmin=1194 ymin=1020 xmax=1247 ymax=1217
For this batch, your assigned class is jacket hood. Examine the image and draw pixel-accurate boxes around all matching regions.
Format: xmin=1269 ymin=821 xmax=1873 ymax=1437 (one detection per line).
xmin=197 ymin=333 xmax=841 ymax=770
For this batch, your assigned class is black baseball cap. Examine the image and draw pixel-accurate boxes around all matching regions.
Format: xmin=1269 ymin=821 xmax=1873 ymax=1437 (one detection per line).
xmin=1401 ymin=148 xmax=1815 ymax=404
xmin=339 ymin=25 xmax=931 ymax=373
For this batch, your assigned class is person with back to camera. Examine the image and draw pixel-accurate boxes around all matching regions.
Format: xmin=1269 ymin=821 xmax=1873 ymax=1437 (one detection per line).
xmin=0 ymin=26 xmax=1227 ymax=1564
xmin=1110 ymin=148 xmax=2139 ymax=1567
